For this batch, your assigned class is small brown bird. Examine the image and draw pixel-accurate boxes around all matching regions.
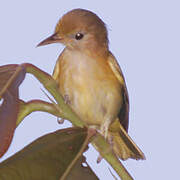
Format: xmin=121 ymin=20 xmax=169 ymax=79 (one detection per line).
xmin=38 ymin=9 xmax=145 ymax=160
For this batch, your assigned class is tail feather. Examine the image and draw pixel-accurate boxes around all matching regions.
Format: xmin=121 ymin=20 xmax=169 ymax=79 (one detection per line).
xmin=109 ymin=120 xmax=145 ymax=160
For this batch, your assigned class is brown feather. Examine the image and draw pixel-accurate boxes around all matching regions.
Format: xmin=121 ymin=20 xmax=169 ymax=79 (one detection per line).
xmin=107 ymin=53 xmax=129 ymax=132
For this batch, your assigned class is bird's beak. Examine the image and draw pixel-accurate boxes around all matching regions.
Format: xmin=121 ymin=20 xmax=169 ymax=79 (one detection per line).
xmin=37 ymin=33 xmax=62 ymax=47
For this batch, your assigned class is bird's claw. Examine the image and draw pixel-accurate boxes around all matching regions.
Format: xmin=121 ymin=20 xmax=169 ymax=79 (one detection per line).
xmin=64 ymin=94 xmax=71 ymax=104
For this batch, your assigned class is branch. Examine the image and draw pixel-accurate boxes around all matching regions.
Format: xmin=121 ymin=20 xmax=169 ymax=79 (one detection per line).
xmin=19 ymin=63 xmax=133 ymax=180
xmin=17 ymin=100 xmax=65 ymax=126
xmin=92 ymin=134 xmax=133 ymax=180
xmin=21 ymin=63 xmax=85 ymax=128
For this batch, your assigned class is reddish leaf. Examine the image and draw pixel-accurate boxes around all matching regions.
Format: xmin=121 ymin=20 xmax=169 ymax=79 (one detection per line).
xmin=0 ymin=64 xmax=26 ymax=157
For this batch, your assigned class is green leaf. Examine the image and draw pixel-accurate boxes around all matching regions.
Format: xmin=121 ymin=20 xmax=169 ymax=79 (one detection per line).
xmin=22 ymin=63 xmax=135 ymax=180
xmin=0 ymin=63 xmax=138 ymax=179
xmin=0 ymin=127 xmax=99 ymax=180
xmin=17 ymin=99 xmax=63 ymax=126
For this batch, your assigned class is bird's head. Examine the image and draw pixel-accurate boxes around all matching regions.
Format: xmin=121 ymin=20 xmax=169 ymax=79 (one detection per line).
xmin=37 ymin=9 xmax=109 ymax=55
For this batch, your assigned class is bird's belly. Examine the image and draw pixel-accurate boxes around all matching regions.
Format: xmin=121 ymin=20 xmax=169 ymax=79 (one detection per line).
xmin=59 ymin=69 xmax=122 ymax=126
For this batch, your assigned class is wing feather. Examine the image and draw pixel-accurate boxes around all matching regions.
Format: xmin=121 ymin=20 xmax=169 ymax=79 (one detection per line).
xmin=107 ymin=53 xmax=129 ymax=132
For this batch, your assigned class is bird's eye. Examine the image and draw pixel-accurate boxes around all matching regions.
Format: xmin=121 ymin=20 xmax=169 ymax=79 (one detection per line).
xmin=75 ymin=33 xmax=84 ymax=40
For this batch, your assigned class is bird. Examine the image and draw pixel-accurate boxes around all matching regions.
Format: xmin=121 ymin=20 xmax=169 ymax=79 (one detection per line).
xmin=37 ymin=8 xmax=145 ymax=160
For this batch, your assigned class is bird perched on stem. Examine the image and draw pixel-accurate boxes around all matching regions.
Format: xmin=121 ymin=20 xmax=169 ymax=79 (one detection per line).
xmin=37 ymin=8 xmax=145 ymax=160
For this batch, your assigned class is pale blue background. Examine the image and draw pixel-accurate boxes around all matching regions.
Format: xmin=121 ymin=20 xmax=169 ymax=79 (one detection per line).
xmin=0 ymin=0 xmax=179 ymax=179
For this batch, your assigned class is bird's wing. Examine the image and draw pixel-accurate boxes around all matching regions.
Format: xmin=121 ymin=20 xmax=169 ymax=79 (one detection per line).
xmin=107 ymin=52 xmax=129 ymax=132
xmin=52 ymin=49 xmax=66 ymax=82
xmin=52 ymin=59 xmax=60 ymax=82
xmin=107 ymin=53 xmax=145 ymax=160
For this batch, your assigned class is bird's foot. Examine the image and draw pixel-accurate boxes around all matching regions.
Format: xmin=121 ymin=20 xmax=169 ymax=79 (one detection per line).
xmin=108 ymin=134 xmax=114 ymax=146
xmin=64 ymin=94 xmax=71 ymax=104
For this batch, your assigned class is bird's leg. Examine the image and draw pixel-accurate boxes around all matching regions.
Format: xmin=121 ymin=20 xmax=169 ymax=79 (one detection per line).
xmin=100 ymin=119 xmax=111 ymax=139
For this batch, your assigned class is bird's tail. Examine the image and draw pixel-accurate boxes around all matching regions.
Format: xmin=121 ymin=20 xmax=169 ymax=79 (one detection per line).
xmin=109 ymin=119 xmax=145 ymax=160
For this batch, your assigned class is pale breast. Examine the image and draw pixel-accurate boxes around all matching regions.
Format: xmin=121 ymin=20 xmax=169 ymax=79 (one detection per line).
xmin=58 ymin=49 xmax=122 ymax=126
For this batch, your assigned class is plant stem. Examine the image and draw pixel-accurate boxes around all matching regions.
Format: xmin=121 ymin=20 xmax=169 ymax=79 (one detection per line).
xmin=17 ymin=100 xmax=65 ymax=126
xmin=22 ymin=63 xmax=85 ymax=128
